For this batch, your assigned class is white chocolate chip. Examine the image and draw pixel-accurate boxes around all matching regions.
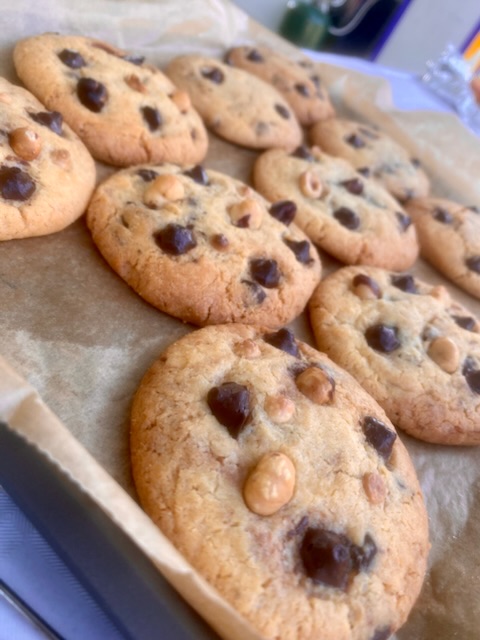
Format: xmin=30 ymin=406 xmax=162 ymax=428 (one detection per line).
xmin=362 ymin=472 xmax=386 ymax=504
xmin=124 ymin=74 xmax=147 ymax=93
xmin=228 ymin=198 xmax=263 ymax=230
xmin=264 ymin=394 xmax=295 ymax=423
xmin=243 ymin=452 xmax=296 ymax=516
xmin=233 ymin=339 xmax=261 ymax=359
xmin=49 ymin=148 xmax=71 ymax=170
xmin=143 ymin=174 xmax=185 ymax=207
xmin=427 ymin=336 xmax=459 ymax=373
xmin=429 ymin=285 xmax=451 ymax=306
xmin=299 ymin=170 xmax=323 ymax=198
xmin=296 ymin=367 xmax=334 ymax=405
xmin=170 ymin=89 xmax=191 ymax=112
xmin=9 ymin=127 xmax=42 ymax=161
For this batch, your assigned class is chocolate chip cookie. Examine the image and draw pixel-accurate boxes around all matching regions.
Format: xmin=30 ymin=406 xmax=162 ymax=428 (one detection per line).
xmin=225 ymin=45 xmax=335 ymax=126
xmin=86 ymin=164 xmax=321 ymax=327
xmin=131 ymin=323 xmax=429 ymax=640
xmin=164 ymin=54 xmax=302 ymax=150
xmin=0 ymin=77 xmax=96 ymax=241
xmin=309 ymin=118 xmax=430 ymax=202
xmin=13 ymin=34 xmax=208 ymax=167
xmin=405 ymin=197 xmax=480 ymax=299
xmin=309 ymin=265 xmax=480 ymax=444
xmin=253 ymin=145 xmax=418 ymax=270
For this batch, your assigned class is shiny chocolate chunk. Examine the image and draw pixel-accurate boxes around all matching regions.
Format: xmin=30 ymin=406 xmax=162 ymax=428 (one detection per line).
xmin=294 ymin=82 xmax=310 ymax=96
xmin=207 ymin=382 xmax=251 ymax=438
xmin=463 ymin=358 xmax=480 ymax=394
xmin=340 ymin=178 xmax=363 ymax=195
xmin=274 ymin=104 xmax=290 ymax=119
xmin=77 ymin=77 xmax=108 ymax=112
xmin=391 ymin=274 xmax=417 ymax=294
xmin=370 ymin=627 xmax=392 ymax=640
xmin=362 ymin=416 xmax=396 ymax=462
xmin=395 ymin=211 xmax=412 ymax=231
xmin=250 ymin=258 xmax=281 ymax=288
xmin=357 ymin=166 xmax=371 ymax=177
xmin=29 ymin=111 xmax=63 ymax=135
xmin=137 ymin=168 xmax=158 ymax=182
xmin=201 ymin=66 xmax=224 ymax=83
xmin=452 ymin=315 xmax=476 ymax=331
xmin=141 ymin=106 xmax=162 ymax=131
xmin=466 ymin=256 xmax=480 ymax=273
xmin=333 ymin=206 xmax=360 ymax=230
xmin=0 ymin=166 xmax=36 ymax=201
xmin=242 ymin=280 xmax=267 ymax=304
xmin=269 ymin=200 xmax=297 ymax=226
xmin=153 ymin=224 xmax=196 ymax=255
xmin=345 ymin=133 xmax=365 ymax=148
xmin=58 ymin=48 xmax=86 ymax=69
xmin=352 ymin=273 xmax=381 ymax=298
xmin=300 ymin=528 xmax=353 ymax=590
xmin=183 ymin=165 xmax=209 ymax=185
xmin=291 ymin=145 xmax=314 ymax=162
xmin=264 ymin=328 xmax=299 ymax=357
xmin=365 ymin=324 xmax=400 ymax=353
xmin=433 ymin=206 xmax=453 ymax=224
xmin=247 ymin=48 xmax=263 ymax=62
xmin=351 ymin=533 xmax=377 ymax=571
xmin=284 ymin=238 xmax=312 ymax=264
xmin=123 ymin=54 xmax=145 ymax=65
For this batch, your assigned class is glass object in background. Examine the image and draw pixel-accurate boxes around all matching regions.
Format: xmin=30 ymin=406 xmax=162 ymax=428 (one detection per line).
xmin=278 ymin=0 xmax=412 ymax=60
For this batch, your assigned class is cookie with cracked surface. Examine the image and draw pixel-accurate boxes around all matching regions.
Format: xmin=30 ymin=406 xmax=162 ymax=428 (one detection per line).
xmin=253 ymin=145 xmax=418 ymax=270
xmin=164 ymin=54 xmax=302 ymax=151
xmin=225 ymin=45 xmax=335 ymax=126
xmin=309 ymin=118 xmax=430 ymax=202
xmin=309 ymin=265 xmax=480 ymax=444
xmin=13 ymin=33 xmax=208 ymax=167
xmin=86 ymin=164 xmax=321 ymax=327
xmin=0 ymin=77 xmax=96 ymax=241
xmin=405 ymin=197 xmax=480 ymax=299
xmin=131 ymin=323 xmax=429 ymax=640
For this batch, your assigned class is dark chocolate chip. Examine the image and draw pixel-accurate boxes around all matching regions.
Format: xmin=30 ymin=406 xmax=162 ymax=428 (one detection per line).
xmin=452 ymin=315 xmax=476 ymax=331
xmin=250 ymin=258 xmax=281 ymax=288
xmin=333 ymin=206 xmax=360 ymax=230
xmin=153 ymin=224 xmax=197 ymax=255
xmin=300 ymin=528 xmax=353 ymax=590
xmin=274 ymin=103 xmax=290 ymax=119
xmin=395 ymin=211 xmax=412 ymax=231
xmin=284 ymin=238 xmax=312 ymax=264
xmin=207 ymin=382 xmax=251 ymax=438
xmin=370 ymin=627 xmax=392 ymax=640
xmin=0 ymin=166 xmax=36 ymax=201
xmin=201 ymin=66 xmax=224 ymax=84
xmin=294 ymin=82 xmax=310 ymax=97
xmin=411 ymin=157 xmax=421 ymax=168
xmin=340 ymin=178 xmax=363 ymax=195
xmin=183 ymin=165 xmax=209 ymax=185
xmin=137 ymin=168 xmax=158 ymax=182
xmin=77 ymin=77 xmax=108 ymax=112
xmin=357 ymin=166 xmax=371 ymax=177
xmin=433 ymin=206 xmax=453 ymax=224
xmin=141 ymin=106 xmax=162 ymax=131
xmin=123 ymin=54 xmax=145 ymax=65
xmin=362 ymin=416 xmax=397 ymax=462
xmin=255 ymin=121 xmax=269 ymax=136
xmin=365 ymin=324 xmax=400 ymax=353
xmin=466 ymin=256 xmax=480 ymax=274
xmin=269 ymin=200 xmax=296 ymax=225
xmin=345 ymin=133 xmax=366 ymax=148
xmin=469 ymin=205 xmax=480 ymax=213
xmin=309 ymin=74 xmax=321 ymax=90
xmin=264 ymin=328 xmax=299 ymax=357
xmin=391 ymin=274 xmax=417 ymax=293
xmin=58 ymin=48 xmax=86 ymax=69
xmin=211 ymin=233 xmax=229 ymax=250
xmin=351 ymin=533 xmax=377 ymax=571
xmin=291 ymin=145 xmax=314 ymax=162
xmin=246 ymin=48 xmax=263 ymax=62
xmin=242 ymin=280 xmax=267 ymax=304
xmin=352 ymin=274 xmax=381 ymax=298
xmin=29 ymin=111 xmax=63 ymax=136
xmin=463 ymin=358 xmax=480 ymax=394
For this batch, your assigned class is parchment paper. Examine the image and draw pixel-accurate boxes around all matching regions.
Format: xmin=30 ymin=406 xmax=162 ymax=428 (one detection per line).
xmin=1 ymin=1 xmax=480 ymax=638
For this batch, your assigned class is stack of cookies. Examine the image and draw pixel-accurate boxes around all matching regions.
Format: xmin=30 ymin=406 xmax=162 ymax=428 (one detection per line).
xmin=6 ymin=28 xmax=480 ymax=640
